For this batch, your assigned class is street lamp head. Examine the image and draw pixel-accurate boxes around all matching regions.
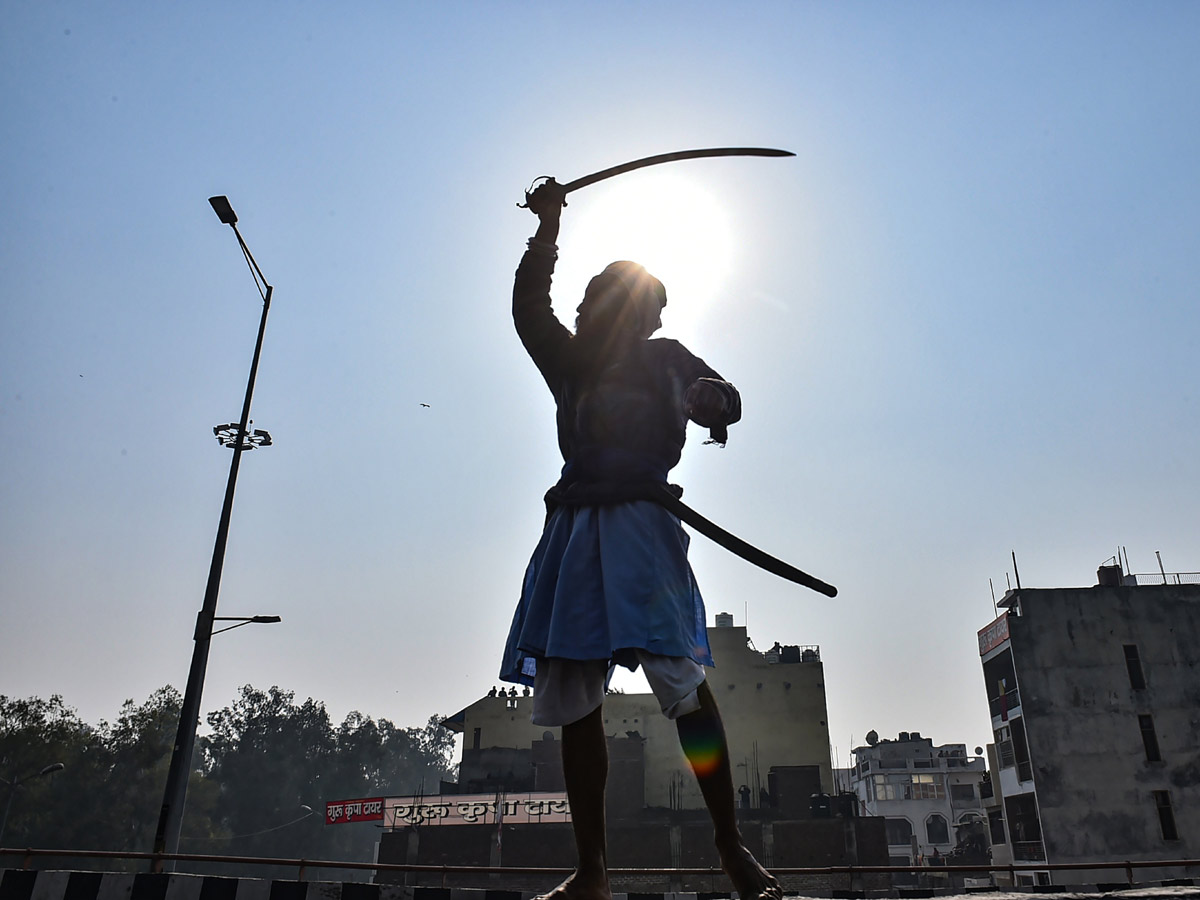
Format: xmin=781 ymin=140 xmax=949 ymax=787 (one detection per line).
xmin=209 ymin=196 xmax=238 ymax=226
xmin=250 ymin=616 xmax=282 ymax=624
xmin=39 ymin=763 xmax=64 ymax=777
xmin=213 ymin=423 xmax=272 ymax=450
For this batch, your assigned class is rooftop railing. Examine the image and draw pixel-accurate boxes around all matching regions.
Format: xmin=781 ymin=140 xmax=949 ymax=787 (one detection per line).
xmin=1124 ymin=572 xmax=1200 ymax=586
xmin=3 ymin=846 xmax=1199 ymax=889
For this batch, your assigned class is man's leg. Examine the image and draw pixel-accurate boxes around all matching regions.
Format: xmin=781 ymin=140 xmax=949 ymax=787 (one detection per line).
xmin=676 ymin=681 xmax=781 ymax=900
xmin=532 ymin=659 xmax=611 ymax=900
xmin=537 ymin=704 xmax=611 ymax=900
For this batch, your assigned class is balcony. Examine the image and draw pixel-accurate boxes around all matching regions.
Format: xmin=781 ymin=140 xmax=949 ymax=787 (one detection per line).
xmin=997 ymin=740 xmax=1015 ymax=769
xmin=1012 ymin=840 xmax=1046 ymax=862
xmin=988 ymin=687 xmax=1021 ymax=719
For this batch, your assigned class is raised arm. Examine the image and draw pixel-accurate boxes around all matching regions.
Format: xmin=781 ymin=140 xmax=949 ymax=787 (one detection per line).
xmin=513 ymin=180 xmax=571 ymax=379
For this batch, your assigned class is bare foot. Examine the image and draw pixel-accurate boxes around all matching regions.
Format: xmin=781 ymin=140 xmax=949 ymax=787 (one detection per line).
xmin=534 ymin=869 xmax=612 ymax=900
xmin=718 ymin=841 xmax=782 ymax=900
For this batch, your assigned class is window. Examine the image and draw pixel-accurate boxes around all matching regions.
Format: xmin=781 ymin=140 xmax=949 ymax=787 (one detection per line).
xmin=1139 ymin=715 xmax=1162 ymax=762
xmin=926 ymin=814 xmax=949 ymax=844
xmin=873 ymin=774 xmax=902 ymax=800
xmin=1154 ymin=791 xmax=1179 ymax=841
xmin=472 ymin=727 xmax=481 ymax=750
xmin=1010 ymin=716 xmax=1034 ymax=783
xmin=1124 ymin=644 xmax=1146 ymax=690
xmin=909 ymin=773 xmax=945 ymax=800
xmin=988 ymin=809 xmax=1007 ymax=845
xmin=950 ymin=782 xmax=976 ymax=802
xmin=885 ymin=817 xmax=914 ymax=846
xmin=995 ymin=725 xmax=1016 ymax=769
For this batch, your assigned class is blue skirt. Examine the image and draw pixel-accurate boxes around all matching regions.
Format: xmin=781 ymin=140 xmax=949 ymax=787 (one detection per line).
xmin=500 ymin=501 xmax=713 ymax=686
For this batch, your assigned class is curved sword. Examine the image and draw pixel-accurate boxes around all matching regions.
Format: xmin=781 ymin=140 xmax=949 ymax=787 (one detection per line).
xmin=649 ymin=484 xmax=838 ymax=598
xmin=521 ymin=146 xmax=795 ymax=206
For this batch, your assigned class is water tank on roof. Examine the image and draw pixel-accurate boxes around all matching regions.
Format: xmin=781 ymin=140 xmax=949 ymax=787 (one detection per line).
xmin=715 ymin=612 xmax=734 ymax=628
xmin=899 ymin=732 xmax=910 ymax=741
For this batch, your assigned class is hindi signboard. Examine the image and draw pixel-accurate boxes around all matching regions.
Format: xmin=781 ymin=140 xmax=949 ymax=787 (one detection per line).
xmin=325 ymin=792 xmax=570 ymax=827
xmin=325 ymin=797 xmax=385 ymax=825
xmin=977 ymin=613 xmax=1010 ymax=656
xmin=383 ymin=792 xmax=570 ymax=827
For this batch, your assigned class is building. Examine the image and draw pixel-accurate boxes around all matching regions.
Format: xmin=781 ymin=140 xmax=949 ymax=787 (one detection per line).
xmin=445 ymin=614 xmax=836 ymax=810
xmin=372 ymin=615 xmax=888 ymax=892
xmin=978 ymin=565 xmax=1200 ymax=885
xmin=846 ymin=731 xmax=989 ymax=870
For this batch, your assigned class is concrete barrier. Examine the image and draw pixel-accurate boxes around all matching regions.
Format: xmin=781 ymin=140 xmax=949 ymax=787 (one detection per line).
xmin=2 ymin=870 xmax=1199 ymax=900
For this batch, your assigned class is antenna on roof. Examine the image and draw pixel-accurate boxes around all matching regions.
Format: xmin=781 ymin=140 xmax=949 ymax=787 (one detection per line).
xmin=1012 ymin=550 xmax=1022 ymax=589
xmin=1005 ymin=572 xmax=1012 ymax=591
xmin=989 ymin=578 xmax=997 ymax=617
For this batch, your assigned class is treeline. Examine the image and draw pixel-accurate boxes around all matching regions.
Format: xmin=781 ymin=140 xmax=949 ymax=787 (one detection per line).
xmin=0 ymin=686 xmax=455 ymax=877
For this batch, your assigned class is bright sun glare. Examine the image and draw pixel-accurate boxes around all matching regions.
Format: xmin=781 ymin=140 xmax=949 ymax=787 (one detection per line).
xmin=557 ymin=173 xmax=735 ymax=339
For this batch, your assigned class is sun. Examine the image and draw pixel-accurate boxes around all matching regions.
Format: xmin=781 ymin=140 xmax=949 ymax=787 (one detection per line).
xmin=555 ymin=173 xmax=735 ymax=340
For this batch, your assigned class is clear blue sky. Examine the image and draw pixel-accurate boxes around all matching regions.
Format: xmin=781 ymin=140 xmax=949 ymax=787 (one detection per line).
xmin=3 ymin=2 xmax=1197 ymax=766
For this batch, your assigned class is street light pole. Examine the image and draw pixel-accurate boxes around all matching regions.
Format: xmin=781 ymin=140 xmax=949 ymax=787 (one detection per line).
xmin=0 ymin=763 xmax=64 ymax=844
xmin=151 ymin=197 xmax=274 ymax=869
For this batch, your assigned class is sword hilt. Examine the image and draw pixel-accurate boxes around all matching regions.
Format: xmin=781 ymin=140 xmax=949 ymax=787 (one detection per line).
xmin=518 ymin=176 xmax=568 ymax=210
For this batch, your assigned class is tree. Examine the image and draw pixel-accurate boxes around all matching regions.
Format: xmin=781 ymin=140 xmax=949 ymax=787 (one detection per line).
xmin=1 ymin=686 xmax=457 ymax=878
xmin=96 ymin=687 xmax=221 ymax=854
xmin=0 ymin=694 xmax=94 ymax=850
xmin=199 ymin=687 xmax=457 ymax=876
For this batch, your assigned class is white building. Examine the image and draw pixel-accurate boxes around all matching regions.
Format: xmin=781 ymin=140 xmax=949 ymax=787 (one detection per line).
xmin=847 ymin=731 xmax=989 ymax=867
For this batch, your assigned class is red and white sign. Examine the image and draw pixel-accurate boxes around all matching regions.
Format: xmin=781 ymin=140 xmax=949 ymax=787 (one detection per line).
xmin=977 ymin=613 xmax=1010 ymax=656
xmin=385 ymin=792 xmax=571 ymax=827
xmin=326 ymin=797 xmax=385 ymax=825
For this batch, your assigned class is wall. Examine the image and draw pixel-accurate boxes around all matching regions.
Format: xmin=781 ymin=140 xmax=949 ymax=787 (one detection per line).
xmin=454 ymin=694 xmax=555 ymax=756
xmin=1007 ymin=584 xmax=1200 ymax=878
xmin=603 ymin=625 xmax=833 ymax=810
xmin=450 ymin=625 xmax=833 ymax=812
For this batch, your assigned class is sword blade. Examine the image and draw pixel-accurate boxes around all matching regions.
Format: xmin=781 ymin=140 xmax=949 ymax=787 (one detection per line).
xmin=651 ymin=486 xmax=837 ymax=598
xmin=561 ymin=147 xmax=795 ymax=195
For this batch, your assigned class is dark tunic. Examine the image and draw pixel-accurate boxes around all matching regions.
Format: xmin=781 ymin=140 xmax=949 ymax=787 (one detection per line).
xmin=511 ymin=248 xmax=740 ymax=492
xmin=500 ymin=247 xmax=741 ymax=686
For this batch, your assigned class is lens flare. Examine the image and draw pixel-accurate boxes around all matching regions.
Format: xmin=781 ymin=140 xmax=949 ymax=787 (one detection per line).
xmin=680 ymin=732 xmax=725 ymax=778
xmin=557 ymin=173 xmax=735 ymax=342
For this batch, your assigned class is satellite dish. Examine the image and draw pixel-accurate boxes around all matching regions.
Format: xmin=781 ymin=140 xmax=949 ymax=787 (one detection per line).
xmin=866 ymin=730 xmax=879 ymax=746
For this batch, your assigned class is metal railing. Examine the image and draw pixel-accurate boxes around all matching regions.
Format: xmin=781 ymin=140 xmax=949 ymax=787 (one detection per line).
xmin=3 ymin=846 xmax=1199 ymax=888
xmin=997 ymin=740 xmax=1016 ymax=769
xmin=1012 ymin=841 xmax=1047 ymax=862
xmin=867 ymin=757 xmax=985 ymax=772
xmin=1125 ymin=572 xmax=1200 ymax=586
xmin=988 ymin=688 xmax=1021 ymax=719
